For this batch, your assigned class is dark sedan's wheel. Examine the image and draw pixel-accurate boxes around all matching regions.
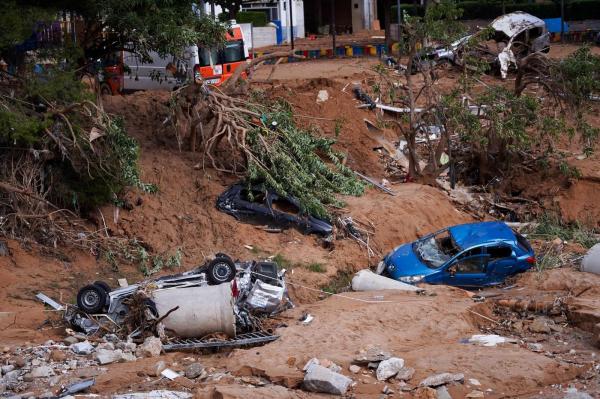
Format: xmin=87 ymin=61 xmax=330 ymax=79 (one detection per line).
xmin=93 ymin=280 xmax=111 ymax=293
xmin=206 ymin=257 xmax=236 ymax=285
xmin=77 ymin=284 xmax=108 ymax=314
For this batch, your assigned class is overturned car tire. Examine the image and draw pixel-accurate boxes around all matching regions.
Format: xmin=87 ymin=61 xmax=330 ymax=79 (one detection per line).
xmin=77 ymin=284 xmax=108 ymax=314
xmin=206 ymin=257 xmax=236 ymax=285
xmin=93 ymin=280 xmax=112 ymax=293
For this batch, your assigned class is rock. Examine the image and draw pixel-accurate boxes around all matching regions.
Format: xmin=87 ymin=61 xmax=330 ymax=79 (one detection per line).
xmin=382 ymin=385 xmax=393 ymax=394
xmin=103 ymin=334 xmax=120 ymax=343
xmin=419 ymin=372 xmax=465 ymax=387
xmin=529 ymin=318 xmax=551 ymax=334
xmin=95 ymin=349 xmax=124 ymax=365
xmin=303 ymin=364 xmax=352 ymax=396
xmin=1 ymin=346 xmax=9 ymax=353
xmin=12 ymin=357 xmax=26 ymax=368
xmin=354 ymin=347 xmax=392 ymax=364
xmin=22 ymin=372 xmax=34 ymax=382
xmin=31 ymin=365 xmax=55 ymax=378
xmin=63 ymin=336 xmax=79 ymax=345
xmin=149 ymin=361 xmax=167 ymax=377
xmin=1 ymin=365 xmax=15 ymax=374
xmin=466 ymin=390 xmax=485 ymax=398
xmin=135 ymin=337 xmax=162 ymax=358
xmin=527 ymin=343 xmax=544 ymax=352
xmin=349 ymin=365 xmax=361 ymax=374
xmin=320 ymin=359 xmax=342 ymax=373
xmin=120 ymin=352 xmax=137 ymax=362
xmin=116 ymin=341 xmax=137 ymax=352
xmin=376 ymin=357 xmax=405 ymax=381
xmin=96 ymin=342 xmax=115 ymax=351
xmin=468 ymin=378 xmax=481 ymax=386
xmin=70 ymin=341 xmax=94 ymax=355
xmin=3 ymin=370 xmax=19 ymax=384
xmin=49 ymin=350 xmax=66 ymax=362
xmin=396 ymin=367 xmax=415 ymax=381
xmin=436 ymin=386 xmax=453 ymax=399
xmin=303 ymin=358 xmax=320 ymax=371
xmin=185 ymin=363 xmax=205 ymax=379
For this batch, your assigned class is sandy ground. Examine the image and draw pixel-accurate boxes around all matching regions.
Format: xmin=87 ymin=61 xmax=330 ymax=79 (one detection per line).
xmin=1 ymin=43 xmax=600 ymax=397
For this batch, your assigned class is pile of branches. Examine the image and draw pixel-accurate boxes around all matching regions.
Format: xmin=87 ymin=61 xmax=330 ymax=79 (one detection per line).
xmin=171 ymin=66 xmax=364 ymax=219
xmin=0 ymin=70 xmax=153 ymax=252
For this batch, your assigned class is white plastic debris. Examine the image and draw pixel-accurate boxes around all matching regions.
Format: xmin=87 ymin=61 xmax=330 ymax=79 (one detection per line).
xmin=316 ymin=90 xmax=329 ymax=103
xmin=161 ymin=368 xmax=180 ymax=380
xmin=468 ymin=334 xmax=514 ymax=347
xmin=302 ymin=314 xmax=314 ymax=325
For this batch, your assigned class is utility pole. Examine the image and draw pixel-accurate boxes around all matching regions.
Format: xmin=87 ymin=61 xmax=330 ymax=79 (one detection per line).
xmin=396 ymin=0 xmax=401 ymax=61
xmin=331 ymin=0 xmax=336 ymax=57
xmin=211 ymin=2 xmax=216 ymax=18
xmin=289 ymin=0 xmax=295 ymax=50
xmin=560 ymin=0 xmax=565 ymax=42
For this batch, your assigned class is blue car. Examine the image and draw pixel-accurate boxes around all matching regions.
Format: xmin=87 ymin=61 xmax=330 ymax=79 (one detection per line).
xmin=376 ymin=221 xmax=536 ymax=288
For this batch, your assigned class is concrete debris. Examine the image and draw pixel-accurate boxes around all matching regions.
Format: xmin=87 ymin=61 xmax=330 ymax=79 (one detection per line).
xmin=395 ymin=367 xmax=415 ymax=381
xmin=303 ymin=364 xmax=353 ymax=396
xmin=184 ymin=363 xmax=205 ymax=379
xmin=376 ymin=357 xmax=405 ymax=381
xmin=419 ymin=372 xmax=465 ymax=387
xmin=30 ymin=365 xmax=54 ymax=378
xmin=95 ymin=348 xmax=135 ymax=365
xmin=582 ymin=243 xmax=600 ymax=275
xmin=354 ymin=347 xmax=392 ymax=364
xmin=303 ymin=357 xmax=320 ymax=371
xmin=466 ymin=390 xmax=485 ymax=398
xmin=136 ymin=336 xmax=163 ymax=358
xmin=468 ymin=378 xmax=482 ymax=386
xmin=320 ymin=359 xmax=342 ymax=373
xmin=149 ymin=361 xmax=167 ymax=377
xmin=70 ymin=341 xmax=94 ymax=355
xmin=63 ymin=336 xmax=79 ymax=345
xmin=436 ymin=386 xmax=453 ymax=399
xmin=352 ymin=270 xmax=422 ymax=292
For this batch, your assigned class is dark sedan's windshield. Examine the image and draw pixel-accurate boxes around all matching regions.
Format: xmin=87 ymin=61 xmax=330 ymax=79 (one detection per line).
xmin=414 ymin=230 xmax=460 ymax=269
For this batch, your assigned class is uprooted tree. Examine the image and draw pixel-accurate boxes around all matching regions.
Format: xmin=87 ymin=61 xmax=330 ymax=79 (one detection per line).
xmin=369 ymin=1 xmax=600 ymax=185
xmin=170 ymin=66 xmax=365 ymax=219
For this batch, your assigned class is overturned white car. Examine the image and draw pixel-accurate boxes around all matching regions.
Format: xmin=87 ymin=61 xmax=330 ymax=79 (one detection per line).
xmin=413 ymin=11 xmax=550 ymax=78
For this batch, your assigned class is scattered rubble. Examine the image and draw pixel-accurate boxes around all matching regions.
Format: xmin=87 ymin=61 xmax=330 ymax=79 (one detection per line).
xmin=302 ymin=364 xmax=352 ymax=396
xmin=376 ymin=357 xmax=405 ymax=381
xmin=419 ymin=372 xmax=465 ymax=387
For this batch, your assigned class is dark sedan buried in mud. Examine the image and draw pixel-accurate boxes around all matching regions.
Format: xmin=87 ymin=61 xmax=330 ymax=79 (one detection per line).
xmin=376 ymin=221 xmax=535 ymax=289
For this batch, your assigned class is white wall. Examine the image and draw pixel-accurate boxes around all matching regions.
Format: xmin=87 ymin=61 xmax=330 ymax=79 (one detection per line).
xmin=279 ymin=0 xmax=305 ymax=41
xmin=253 ymin=27 xmax=278 ymax=48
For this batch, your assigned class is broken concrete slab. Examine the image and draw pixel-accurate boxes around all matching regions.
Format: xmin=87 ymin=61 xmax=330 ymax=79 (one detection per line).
xmin=30 ymin=365 xmax=55 ymax=378
xmin=419 ymin=372 xmax=464 ymax=387
xmin=376 ymin=357 xmax=405 ymax=381
xmin=354 ymin=346 xmax=392 ymax=364
xmin=303 ymin=364 xmax=352 ymax=396
xmin=96 ymin=349 xmax=125 ymax=365
xmin=70 ymin=341 xmax=94 ymax=355
xmin=396 ymin=367 xmax=415 ymax=381
xmin=136 ymin=336 xmax=162 ymax=358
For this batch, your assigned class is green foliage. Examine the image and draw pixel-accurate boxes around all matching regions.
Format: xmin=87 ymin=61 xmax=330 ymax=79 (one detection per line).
xmin=321 ymin=270 xmax=353 ymax=294
xmin=0 ymin=1 xmax=55 ymax=51
xmin=530 ymin=213 xmax=598 ymax=248
xmin=272 ymin=253 xmax=293 ymax=270
xmin=559 ymin=161 xmax=581 ymax=179
xmin=0 ymin=109 xmax=49 ymax=145
xmin=236 ymin=11 xmax=268 ymax=27
xmin=306 ymin=262 xmax=327 ymax=273
xmin=246 ymin=98 xmax=365 ymax=220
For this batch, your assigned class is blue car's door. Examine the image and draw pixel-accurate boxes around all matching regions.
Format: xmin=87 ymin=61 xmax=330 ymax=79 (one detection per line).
xmin=443 ymin=247 xmax=490 ymax=288
xmin=485 ymin=245 xmax=517 ymax=282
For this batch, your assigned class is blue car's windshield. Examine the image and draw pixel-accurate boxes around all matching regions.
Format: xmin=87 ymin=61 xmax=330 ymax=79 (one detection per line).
xmin=414 ymin=230 xmax=460 ymax=269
